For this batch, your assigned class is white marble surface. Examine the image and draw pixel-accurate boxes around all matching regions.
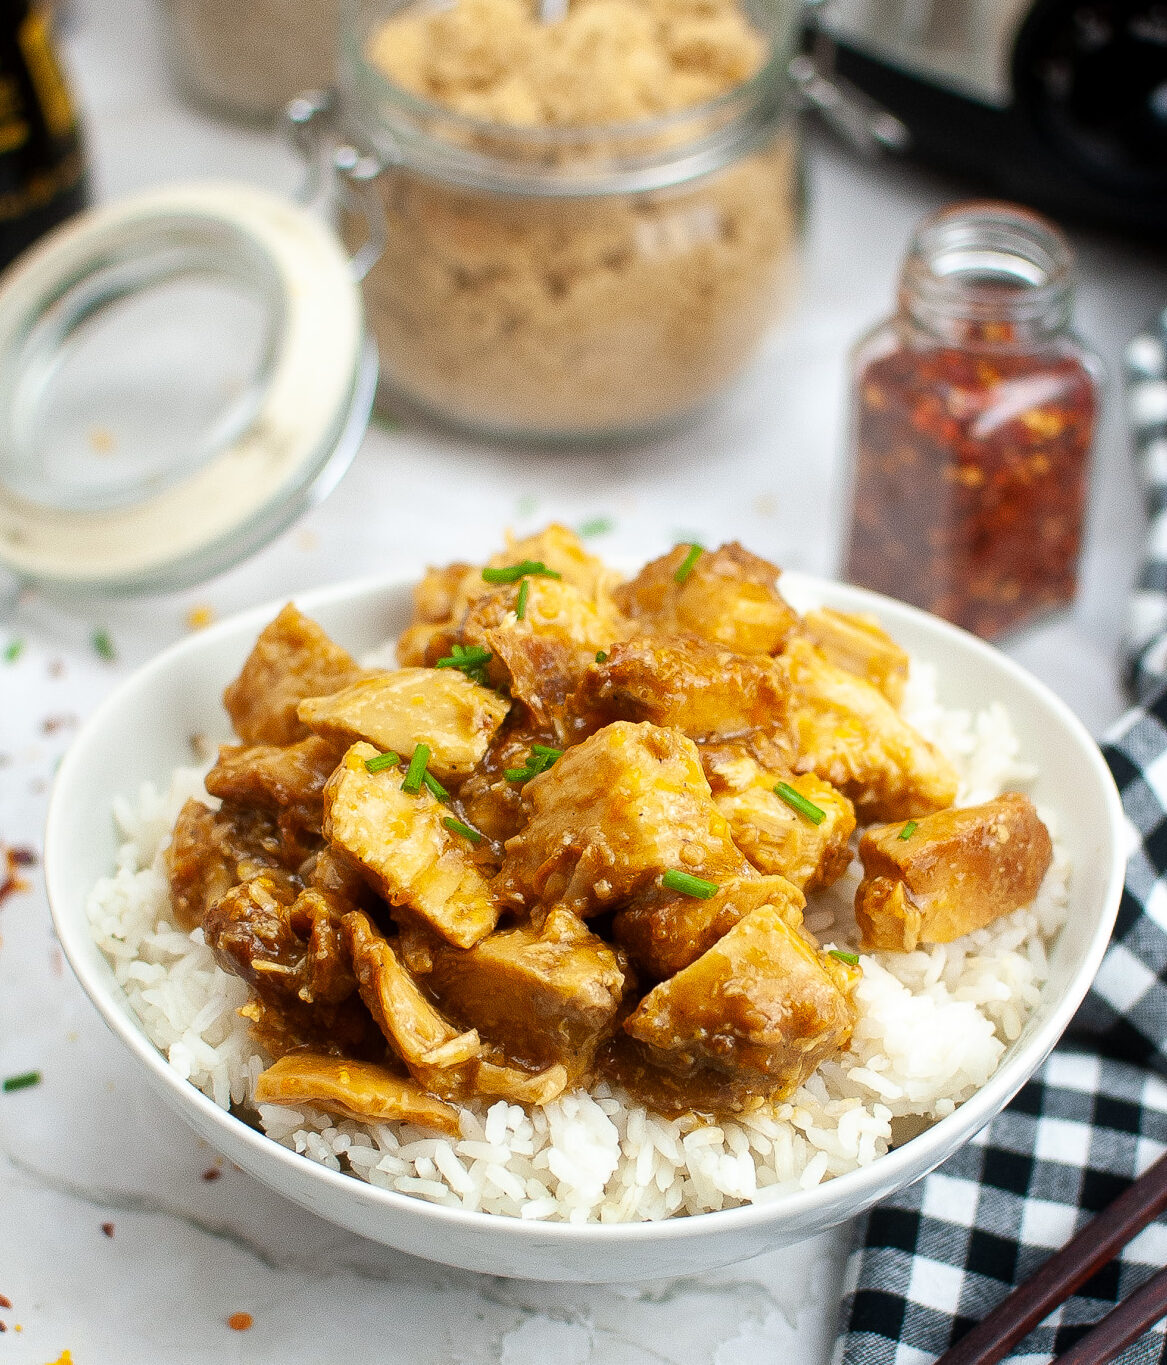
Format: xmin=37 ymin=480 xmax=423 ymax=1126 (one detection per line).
xmin=1 ymin=1 xmax=1166 ymax=1359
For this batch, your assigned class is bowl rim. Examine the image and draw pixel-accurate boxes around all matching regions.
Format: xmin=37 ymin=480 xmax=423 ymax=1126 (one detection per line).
xmin=45 ymin=568 xmax=1127 ymax=1245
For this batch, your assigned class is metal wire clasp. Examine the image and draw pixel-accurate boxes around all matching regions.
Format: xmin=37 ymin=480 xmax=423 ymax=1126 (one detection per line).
xmin=284 ymin=90 xmax=393 ymax=281
xmin=787 ymin=4 xmax=910 ymax=158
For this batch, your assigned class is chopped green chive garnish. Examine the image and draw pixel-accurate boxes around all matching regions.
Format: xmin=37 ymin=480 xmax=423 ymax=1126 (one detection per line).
xmin=595 ymin=651 xmax=608 ymax=664
xmin=505 ymin=744 xmax=563 ymax=783
xmin=662 ymin=869 xmax=719 ymax=899
xmin=774 ymin=782 xmax=826 ymax=826
xmin=92 ymin=628 xmax=117 ymax=662
xmin=482 ymin=560 xmax=563 ymax=585
xmin=515 ymin=578 xmax=530 ymax=620
xmin=422 ymin=770 xmax=450 ymax=802
xmin=3 ymin=1070 xmax=41 ymax=1092
xmin=364 ymin=751 xmax=401 ymax=774
xmin=401 ymin=744 xmax=431 ymax=795
xmin=899 ymin=820 xmax=918 ymax=840
xmin=577 ymin=516 xmax=615 ymax=538
xmin=436 ymin=644 xmax=492 ymax=667
xmin=435 ymin=643 xmax=492 ymax=686
xmin=829 ymin=950 xmax=860 ymax=967
xmin=443 ymin=816 xmax=483 ymax=845
xmin=673 ymin=544 xmax=703 ymax=586
xmin=3 ymin=638 xmax=23 ymax=663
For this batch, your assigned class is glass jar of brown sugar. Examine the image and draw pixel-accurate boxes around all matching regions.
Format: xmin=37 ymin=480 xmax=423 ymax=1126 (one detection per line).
xmin=843 ymin=201 xmax=1101 ymax=641
xmin=333 ymin=0 xmax=804 ymax=443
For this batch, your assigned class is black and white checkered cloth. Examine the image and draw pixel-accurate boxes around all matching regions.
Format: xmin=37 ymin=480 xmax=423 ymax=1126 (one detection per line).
xmin=834 ymin=686 xmax=1167 ymax=1365
xmin=1124 ymin=307 xmax=1167 ymax=704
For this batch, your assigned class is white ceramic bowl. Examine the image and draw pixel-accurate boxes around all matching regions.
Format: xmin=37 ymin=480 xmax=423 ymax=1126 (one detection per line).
xmin=45 ymin=572 xmax=1126 ymax=1283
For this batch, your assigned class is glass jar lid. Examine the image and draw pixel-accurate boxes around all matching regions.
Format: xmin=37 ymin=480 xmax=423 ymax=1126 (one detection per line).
xmin=0 ymin=181 xmax=376 ymax=594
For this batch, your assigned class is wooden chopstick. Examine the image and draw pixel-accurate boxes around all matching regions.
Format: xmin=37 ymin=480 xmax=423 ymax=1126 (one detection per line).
xmin=936 ymin=1150 xmax=1167 ymax=1365
xmin=1054 ymin=1264 xmax=1167 ymax=1365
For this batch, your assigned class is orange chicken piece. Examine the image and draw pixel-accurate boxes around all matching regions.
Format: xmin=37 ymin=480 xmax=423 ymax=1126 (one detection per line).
xmin=614 ymin=542 xmax=798 ymax=655
xmin=782 ymin=638 xmax=957 ymax=822
xmin=855 ymin=793 xmax=1054 ymax=952
xmin=497 ymin=721 xmax=748 ymax=917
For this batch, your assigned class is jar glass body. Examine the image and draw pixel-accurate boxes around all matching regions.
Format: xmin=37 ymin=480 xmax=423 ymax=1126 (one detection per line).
xmin=843 ymin=203 xmax=1101 ymax=641
xmin=337 ymin=0 xmax=803 ymax=442
xmin=161 ymin=0 xmax=340 ymax=121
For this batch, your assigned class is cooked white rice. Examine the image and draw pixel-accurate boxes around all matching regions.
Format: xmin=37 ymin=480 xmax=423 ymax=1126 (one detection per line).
xmin=86 ymin=661 xmax=1069 ymax=1223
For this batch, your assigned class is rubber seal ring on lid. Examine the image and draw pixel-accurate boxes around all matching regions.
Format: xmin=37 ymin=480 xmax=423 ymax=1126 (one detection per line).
xmin=0 ymin=181 xmax=375 ymax=594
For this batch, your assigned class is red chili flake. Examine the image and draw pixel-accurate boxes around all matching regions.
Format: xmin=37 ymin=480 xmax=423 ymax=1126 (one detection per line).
xmin=0 ymin=1321 xmax=6 ymax=1331
xmin=0 ymin=848 xmax=31 ymax=907
xmin=846 ymin=344 xmax=1096 ymax=640
xmin=41 ymin=714 xmax=78 ymax=736
xmin=101 ymin=1222 xmax=115 ymax=1237
xmin=202 ymin=1167 xmax=221 ymax=1182
xmin=10 ymin=846 xmax=36 ymax=867
xmin=228 ymin=1312 xmax=253 ymax=1331
xmin=0 ymin=1294 xmax=10 ymax=1309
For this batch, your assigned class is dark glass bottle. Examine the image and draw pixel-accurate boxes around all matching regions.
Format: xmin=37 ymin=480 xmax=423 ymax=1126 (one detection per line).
xmin=0 ymin=0 xmax=86 ymax=271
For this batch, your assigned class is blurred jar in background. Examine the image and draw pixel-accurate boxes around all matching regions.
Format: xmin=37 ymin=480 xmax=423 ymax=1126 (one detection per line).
xmin=844 ymin=201 xmax=1100 ymax=641
xmin=333 ymin=0 xmax=804 ymax=443
xmin=162 ymin=0 xmax=339 ymax=121
xmin=0 ymin=0 xmax=86 ymax=271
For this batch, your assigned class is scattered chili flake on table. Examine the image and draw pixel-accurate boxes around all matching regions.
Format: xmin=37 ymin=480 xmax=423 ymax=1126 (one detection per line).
xmin=101 ymin=1222 xmax=115 ymax=1237
xmin=202 ymin=1166 xmax=222 ymax=1181
xmin=0 ymin=1294 xmax=11 ymax=1309
xmin=1 ymin=848 xmax=33 ymax=906
xmin=41 ymin=714 xmax=78 ymax=736
xmin=228 ymin=1312 xmax=253 ymax=1331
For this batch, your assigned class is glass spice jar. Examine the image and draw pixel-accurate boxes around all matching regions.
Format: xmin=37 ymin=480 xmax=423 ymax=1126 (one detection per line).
xmin=843 ymin=201 xmax=1101 ymax=641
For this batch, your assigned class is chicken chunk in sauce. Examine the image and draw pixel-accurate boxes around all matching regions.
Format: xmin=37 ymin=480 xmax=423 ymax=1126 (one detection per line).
xmin=405 ymin=908 xmax=627 ymax=1082
xmin=165 ymin=798 xmax=299 ymax=931
xmin=573 ymin=634 xmax=794 ymax=768
xmin=497 ymin=720 xmax=748 ymax=918
xmin=855 ymin=793 xmax=1054 ymax=952
xmin=344 ymin=908 xmax=481 ymax=1099
xmin=223 ymin=603 xmax=368 ymax=746
xmin=613 ymin=872 xmax=805 ymax=982
xmin=792 ymin=608 xmax=910 ymax=706
xmin=461 ymin=578 xmax=626 ymax=735
xmin=782 ymin=638 xmax=958 ymax=822
xmin=614 ymin=542 xmax=798 ymax=656
xmin=204 ymin=733 xmax=342 ymax=856
xmin=323 ymin=742 xmax=500 ymax=948
xmin=710 ymin=762 xmax=856 ymax=893
xmin=620 ymin=901 xmax=858 ymax=1113
xmin=298 ymin=667 xmax=510 ymax=781
xmin=254 ymin=1053 xmax=460 ymax=1135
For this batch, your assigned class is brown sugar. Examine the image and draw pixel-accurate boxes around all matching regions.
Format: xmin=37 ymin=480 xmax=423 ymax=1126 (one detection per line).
xmin=367 ymin=0 xmax=767 ymax=127
xmin=351 ymin=0 xmax=800 ymax=437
